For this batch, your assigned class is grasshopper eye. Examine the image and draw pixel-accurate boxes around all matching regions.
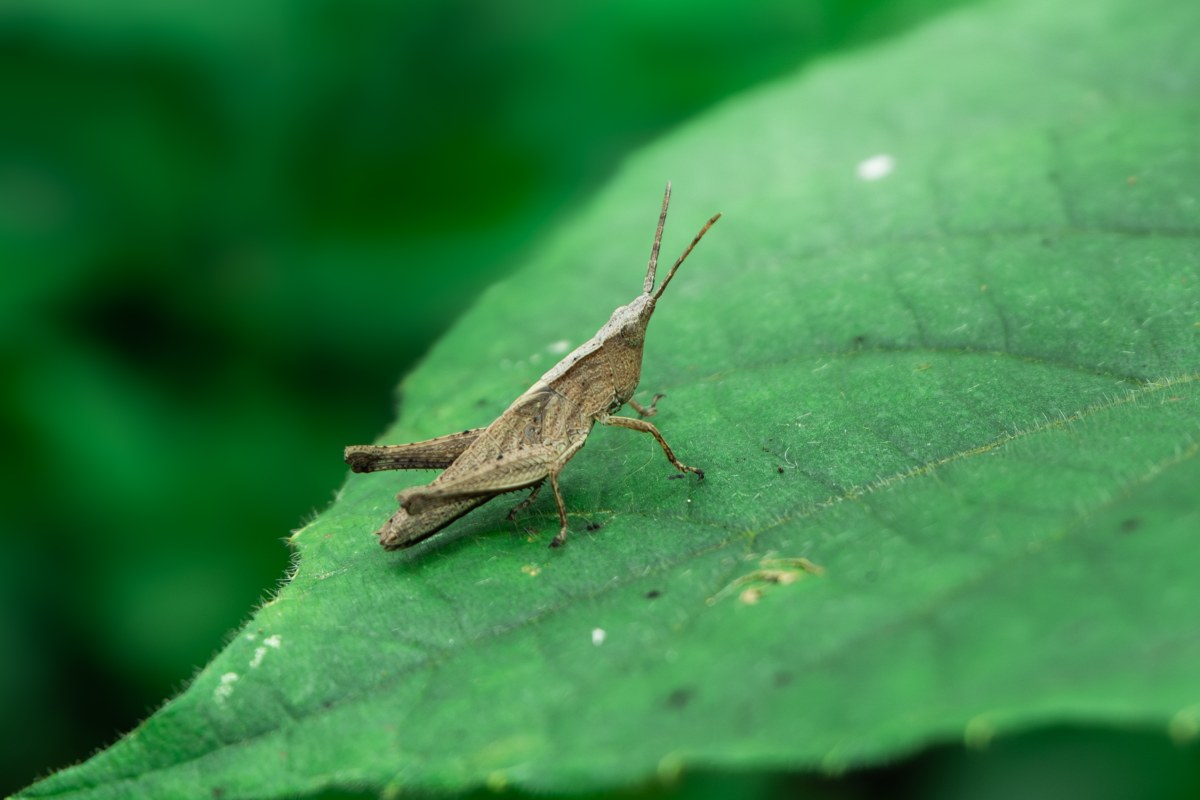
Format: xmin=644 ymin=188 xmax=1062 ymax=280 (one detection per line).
xmin=620 ymin=322 xmax=644 ymax=346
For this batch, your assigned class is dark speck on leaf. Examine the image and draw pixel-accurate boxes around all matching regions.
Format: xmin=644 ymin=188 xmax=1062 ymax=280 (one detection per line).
xmin=667 ymin=473 xmax=685 ymax=480
xmin=1120 ymin=517 xmax=1141 ymax=533
xmin=776 ymin=465 xmax=784 ymax=474
xmin=646 ymin=589 xmax=661 ymax=599
xmin=585 ymin=521 xmax=602 ymax=532
xmin=666 ymin=688 xmax=694 ymax=709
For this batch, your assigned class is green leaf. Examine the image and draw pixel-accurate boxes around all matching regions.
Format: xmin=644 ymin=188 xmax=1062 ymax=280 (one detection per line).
xmin=19 ymin=0 xmax=1200 ymax=796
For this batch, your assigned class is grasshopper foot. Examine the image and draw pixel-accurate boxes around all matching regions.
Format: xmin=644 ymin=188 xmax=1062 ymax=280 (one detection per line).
xmin=670 ymin=464 xmax=703 ymax=481
xmin=549 ymin=526 xmax=569 ymax=548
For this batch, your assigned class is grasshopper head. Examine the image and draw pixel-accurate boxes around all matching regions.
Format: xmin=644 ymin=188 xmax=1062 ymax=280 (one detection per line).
xmin=600 ymin=293 xmax=655 ymax=353
xmin=595 ymin=293 xmax=656 ymax=408
xmin=600 ymin=183 xmax=720 ymax=405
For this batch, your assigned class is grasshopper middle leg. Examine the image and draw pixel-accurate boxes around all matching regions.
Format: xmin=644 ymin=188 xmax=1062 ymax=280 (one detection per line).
xmin=507 ymin=480 xmax=545 ymax=522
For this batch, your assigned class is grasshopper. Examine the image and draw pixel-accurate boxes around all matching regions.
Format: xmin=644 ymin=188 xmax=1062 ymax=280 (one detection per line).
xmin=345 ymin=183 xmax=720 ymax=549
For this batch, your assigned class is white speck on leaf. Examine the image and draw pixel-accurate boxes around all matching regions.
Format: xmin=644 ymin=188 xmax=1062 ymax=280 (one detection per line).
xmin=214 ymin=672 xmax=239 ymax=704
xmin=250 ymin=634 xmax=282 ymax=669
xmin=856 ymin=154 xmax=895 ymax=181
xmin=592 ymin=628 xmax=606 ymax=646
xmin=547 ymin=339 xmax=571 ymax=354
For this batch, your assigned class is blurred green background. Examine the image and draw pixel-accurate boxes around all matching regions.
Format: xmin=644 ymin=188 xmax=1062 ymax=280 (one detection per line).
xmin=3 ymin=1 xmax=1197 ymax=797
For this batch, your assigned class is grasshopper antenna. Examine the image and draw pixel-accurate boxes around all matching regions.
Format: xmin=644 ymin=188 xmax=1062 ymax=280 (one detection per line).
xmin=643 ymin=181 xmax=672 ymax=294
xmin=652 ymin=209 xmax=721 ymax=301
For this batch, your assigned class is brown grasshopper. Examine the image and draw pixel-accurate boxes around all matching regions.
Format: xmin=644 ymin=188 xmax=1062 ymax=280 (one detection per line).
xmin=345 ymin=182 xmax=720 ymax=549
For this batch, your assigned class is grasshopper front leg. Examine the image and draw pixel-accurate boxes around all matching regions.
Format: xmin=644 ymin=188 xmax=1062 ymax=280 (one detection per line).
xmin=599 ymin=413 xmax=704 ymax=479
xmin=627 ymin=393 xmax=665 ymax=418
